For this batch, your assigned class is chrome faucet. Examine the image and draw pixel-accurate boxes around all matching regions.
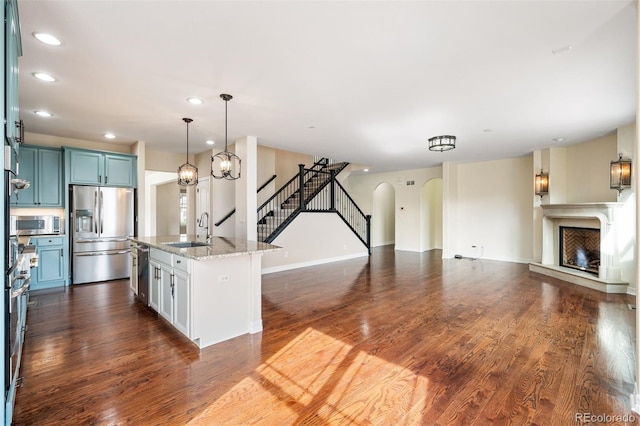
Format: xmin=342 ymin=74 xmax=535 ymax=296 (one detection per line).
xmin=198 ymin=212 xmax=211 ymax=242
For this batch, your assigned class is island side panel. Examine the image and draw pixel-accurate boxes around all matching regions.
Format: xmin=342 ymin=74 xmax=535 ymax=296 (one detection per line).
xmin=191 ymin=254 xmax=253 ymax=348
xmin=249 ymin=252 xmax=263 ymax=333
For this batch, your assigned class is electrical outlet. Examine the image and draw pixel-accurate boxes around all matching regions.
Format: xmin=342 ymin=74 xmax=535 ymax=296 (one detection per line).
xmin=218 ymin=274 xmax=230 ymax=283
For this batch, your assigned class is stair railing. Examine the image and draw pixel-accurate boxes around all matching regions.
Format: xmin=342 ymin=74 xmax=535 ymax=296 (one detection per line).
xmin=214 ymin=174 xmax=276 ymax=227
xmin=260 ymin=163 xmax=370 ymax=254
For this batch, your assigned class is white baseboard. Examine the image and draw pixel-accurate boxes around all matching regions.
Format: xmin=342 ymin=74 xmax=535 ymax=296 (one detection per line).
xmin=249 ymin=320 xmax=263 ymax=334
xmin=631 ymin=385 xmax=640 ymax=414
xmin=262 ymin=252 xmax=368 ymax=274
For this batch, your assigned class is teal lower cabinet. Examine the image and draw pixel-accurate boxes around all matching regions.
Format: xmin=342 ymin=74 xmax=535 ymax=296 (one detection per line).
xmin=29 ymin=236 xmax=68 ymax=290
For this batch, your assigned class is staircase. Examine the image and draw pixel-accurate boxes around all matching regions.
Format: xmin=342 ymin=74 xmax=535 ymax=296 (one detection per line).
xmin=257 ymin=159 xmax=370 ymax=253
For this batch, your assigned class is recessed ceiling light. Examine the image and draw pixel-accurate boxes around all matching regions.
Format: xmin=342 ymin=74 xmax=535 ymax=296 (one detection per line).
xmin=552 ymin=137 xmax=566 ymax=142
xmin=104 ymin=133 xmax=116 ymax=139
xmin=552 ymin=45 xmax=572 ymax=55
xmin=33 ymin=72 xmax=56 ymax=82
xmin=205 ymin=140 xmax=215 ymax=145
xmin=33 ymin=32 xmax=61 ymax=46
xmin=363 ymin=168 xmax=369 ymax=172
xmin=187 ymin=97 xmax=203 ymax=105
xmin=34 ymin=110 xmax=52 ymax=117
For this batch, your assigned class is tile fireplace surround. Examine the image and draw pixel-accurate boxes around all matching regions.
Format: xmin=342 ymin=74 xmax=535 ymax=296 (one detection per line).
xmin=529 ymin=202 xmax=629 ymax=293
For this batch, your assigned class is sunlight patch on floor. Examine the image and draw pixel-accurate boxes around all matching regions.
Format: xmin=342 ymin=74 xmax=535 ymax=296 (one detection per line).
xmin=187 ymin=327 xmax=430 ymax=425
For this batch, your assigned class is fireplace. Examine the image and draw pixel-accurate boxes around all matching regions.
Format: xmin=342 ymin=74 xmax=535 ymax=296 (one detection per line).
xmin=529 ymin=203 xmax=629 ymax=293
xmin=559 ymin=226 xmax=600 ymax=275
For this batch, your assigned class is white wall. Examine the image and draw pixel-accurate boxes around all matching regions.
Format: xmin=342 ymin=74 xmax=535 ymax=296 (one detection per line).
xmin=452 ymin=156 xmax=534 ymax=262
xmin=617 ymin=123 xmax=637 ymax=291
xmin=372 ymin=183 xmax=395 ymax=246
xmin=565 ymin=134 xmax=617 ymax=203
xmin=155 ymin=181 xmax=181 ymax=236
xmin=24 ymin=132 xmax=132 ymax=153
xmin=421 ymin=178 xmax=443 ymax=251
xmin=262 ymin=213 xmax=368 ymax=273
xmin=346 ymin=167 xmax=443 ymax=252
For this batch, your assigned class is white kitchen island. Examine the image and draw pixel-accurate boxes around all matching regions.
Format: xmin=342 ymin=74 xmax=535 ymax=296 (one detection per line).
xmin=129 ymin=235 xmax=281 ymax=349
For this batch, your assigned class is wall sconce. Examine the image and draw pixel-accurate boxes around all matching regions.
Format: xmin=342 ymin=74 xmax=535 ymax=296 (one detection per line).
xmin=610 ymin=154 xmax=632 ymax=193
xmin=534 ymin=169 xmax=549 ymax=198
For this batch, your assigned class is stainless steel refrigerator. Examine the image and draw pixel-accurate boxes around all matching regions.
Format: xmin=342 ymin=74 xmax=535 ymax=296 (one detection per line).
xmin=71 ymin=186 xmax=134 ymax=284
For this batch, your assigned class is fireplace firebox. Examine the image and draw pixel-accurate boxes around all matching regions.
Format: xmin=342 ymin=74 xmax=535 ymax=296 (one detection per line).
xmin=559 ymin=226 xmax=600 ymax=275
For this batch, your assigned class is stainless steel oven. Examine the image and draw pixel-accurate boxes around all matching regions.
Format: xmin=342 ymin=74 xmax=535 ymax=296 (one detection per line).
xmin=10 ymin=215 xmax=62 ymax=236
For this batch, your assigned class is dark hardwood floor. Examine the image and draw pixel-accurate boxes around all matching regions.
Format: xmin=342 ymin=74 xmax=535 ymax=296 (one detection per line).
xmin=13 ymin=246 xmax=637 ymax=425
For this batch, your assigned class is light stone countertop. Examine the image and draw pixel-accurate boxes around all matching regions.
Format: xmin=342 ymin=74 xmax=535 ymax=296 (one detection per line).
xmin=129 ymin=235 xmax=282 ymax=261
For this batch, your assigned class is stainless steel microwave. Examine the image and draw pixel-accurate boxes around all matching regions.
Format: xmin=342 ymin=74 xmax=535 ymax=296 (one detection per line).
xmin=10 ymin=215 xmax=62 ymax=236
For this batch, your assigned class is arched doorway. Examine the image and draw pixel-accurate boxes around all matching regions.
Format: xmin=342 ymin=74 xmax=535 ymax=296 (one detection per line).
xmin=421 ymin=178 xmax=443 ymax=251
xmin=372 ymin=182 xmax=395 ymax=247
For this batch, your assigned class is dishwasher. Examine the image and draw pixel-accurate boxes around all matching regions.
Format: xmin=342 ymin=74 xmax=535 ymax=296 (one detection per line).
xmin=135 ymin=244 xmax=149 ymax=306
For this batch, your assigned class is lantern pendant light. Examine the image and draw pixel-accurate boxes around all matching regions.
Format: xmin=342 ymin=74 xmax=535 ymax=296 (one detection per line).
xmin=177 ymin=117 xmax=198 ymax=186
xmin=211 ymin=94 xmax=241 ymax=180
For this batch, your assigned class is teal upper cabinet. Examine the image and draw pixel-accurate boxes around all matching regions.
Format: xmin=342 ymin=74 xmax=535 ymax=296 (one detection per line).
xmin=104 ymin=154 xmax=136 ymax=187
xmin=5 ymin=0 xmax=23 ymax=154
xmin=67 ymin=149 xmax=103 ymax=185
xmin=10 ymin=146 xmax=63 ymax=207
xmin=66 ymin=148 xmax=137 ymax=188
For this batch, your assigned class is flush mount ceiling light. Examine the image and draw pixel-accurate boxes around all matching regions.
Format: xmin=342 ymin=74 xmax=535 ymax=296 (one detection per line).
xmin=32 ymin=72 xmax=56 ymax=82
xmin=33 ymin=32 xmax=61 ymax=46
xmin=610 ymin=154 xmax=631 ymax=194
xmin=428 ymin=135 xmax=456 ymax=152
xmin=34 ymin=110 xmax=52 ymax=117
xmin=205 ymin=140 xmax=215 ymax=145
xmin=187 ymin=97 xmax=203 ymax=105
xmin=104 ymin=133 xmax=116 ymax=139
xmin=178 ymin=117 xmax=198 ymax=186
xmin=211 ymin=94 xmax=241 ymax=180
xmin=534 ymin=169 xmax=549 ymax=198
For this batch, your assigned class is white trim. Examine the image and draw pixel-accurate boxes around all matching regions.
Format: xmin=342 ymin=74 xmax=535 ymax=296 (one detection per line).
xmin=249 ymin=320 xmax=263 ymax=333
xmin=262 ymin=252 xmax=368 ymax=274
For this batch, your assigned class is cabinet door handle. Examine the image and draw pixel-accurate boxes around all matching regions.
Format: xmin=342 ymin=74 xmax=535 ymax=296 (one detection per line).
xmin=15 ymin=120 xmax=24 ymax=144
xmin=176 ymin=260 xmax=181 ymax=264
xmin=105 ymin=176 xmax=108 ymax=184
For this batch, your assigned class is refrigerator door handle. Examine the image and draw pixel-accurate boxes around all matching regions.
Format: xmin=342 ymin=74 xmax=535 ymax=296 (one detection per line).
xmin=94 ymin=190 xmax=98 ymax=234
xmin=100 ymin=190 xmax=104 ymax=234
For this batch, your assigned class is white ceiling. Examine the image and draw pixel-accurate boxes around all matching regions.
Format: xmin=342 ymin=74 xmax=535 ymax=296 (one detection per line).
xmin=17 ymin=1 xmax=637 ymax=173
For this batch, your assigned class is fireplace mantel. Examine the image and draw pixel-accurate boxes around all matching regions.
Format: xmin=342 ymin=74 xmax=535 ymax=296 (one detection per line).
xmin=540 ymin=203 xmax=623 ymax=224
xmin=530 ymin=202 xmax=628 ymax=293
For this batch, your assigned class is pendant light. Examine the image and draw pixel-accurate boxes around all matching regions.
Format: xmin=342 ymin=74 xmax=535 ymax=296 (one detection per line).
xmin=211 ymin=94 xmax=241 ymax=180
xmin=177 ymin=117 xmax=198 ymax=186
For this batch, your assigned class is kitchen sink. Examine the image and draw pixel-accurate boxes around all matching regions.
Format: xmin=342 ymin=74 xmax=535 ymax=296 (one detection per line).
xmin=163 ymin=241 xmax=210 ymax=248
